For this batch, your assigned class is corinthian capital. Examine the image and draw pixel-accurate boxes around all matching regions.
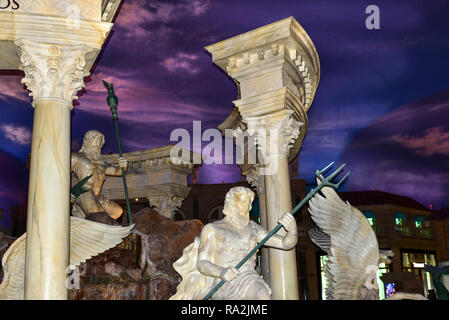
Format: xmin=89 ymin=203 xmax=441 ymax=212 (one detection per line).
xmin=244 ymin=165 xmax=265 ymax=195
xmin=243 ymin=110 xmax=304 ymax=157
xmin=15 ymin=39 xmax=93 ymax=106
xmin=148 ymin=195 xmax=184 ymax=220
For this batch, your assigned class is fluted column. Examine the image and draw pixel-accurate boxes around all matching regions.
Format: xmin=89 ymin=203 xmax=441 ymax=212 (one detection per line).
xmin=16 ymin=39 xmax=93 ymax=300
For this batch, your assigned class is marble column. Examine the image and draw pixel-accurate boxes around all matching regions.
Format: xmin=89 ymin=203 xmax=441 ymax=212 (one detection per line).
xmin=16 ymin=40 xmax=93 ymax=300
xmin=244 ymin=165 xmax=270 ymax=284
xmin=208 ymin=17 xmax=320 ymax=299
xmin=243 ymin=109 xmax=304 ymax=300
xmin=0 ymin=0 xmax=118 ymax=300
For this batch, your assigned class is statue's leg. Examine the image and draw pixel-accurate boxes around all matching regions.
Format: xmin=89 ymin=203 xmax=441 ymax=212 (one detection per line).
xmin=77 ymin=190 xmax=103 ymax=214
xmin=99 ymin=196 xmax=123 ymax=220
xmin=244 ymin=280 xmax=272 ymax=300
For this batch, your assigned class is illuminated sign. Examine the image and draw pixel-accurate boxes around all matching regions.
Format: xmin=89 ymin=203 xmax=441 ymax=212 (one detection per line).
xmin=413 ymin=262 xmax=425 ymax=268
xmin=0 ymin=0 xmax=20 ymax=10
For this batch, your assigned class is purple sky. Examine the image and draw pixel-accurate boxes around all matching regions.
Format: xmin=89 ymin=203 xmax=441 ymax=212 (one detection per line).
xmin=1 ymin=0 xmax=449 ymax=227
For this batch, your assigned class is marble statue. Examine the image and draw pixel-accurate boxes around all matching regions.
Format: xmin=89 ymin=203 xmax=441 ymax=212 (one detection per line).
xmin=307 ymin=182 xmax=426 ymax=300
xmin=0 ymin=217 xmax=134 ymax=300
xmin=71 ymin=130 xmax=128 ymax=219
xmin=170 ymin=186 xmax=298 ymax=300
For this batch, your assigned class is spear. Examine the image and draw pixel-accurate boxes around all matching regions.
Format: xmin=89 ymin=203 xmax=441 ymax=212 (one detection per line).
xmin=202 ymin=162 xmax=350 ymax=300
xmin=102 ymin=80 xmax=133 ymax=225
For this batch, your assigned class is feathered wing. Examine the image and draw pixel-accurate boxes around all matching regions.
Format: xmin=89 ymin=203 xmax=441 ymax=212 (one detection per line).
xmin=308 ymin=184 xmax=379 ymax=300
xmin=0 ymin=233 xmax=26 ymax=300
xmin=68 ymin=217 xmax=134 ymax=269
xmin=0 ymin=217 xmax=134 ymax=299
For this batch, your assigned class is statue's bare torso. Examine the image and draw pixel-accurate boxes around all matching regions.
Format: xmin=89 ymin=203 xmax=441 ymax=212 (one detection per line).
xmin=206 ymin=220 xmax=261 ymax=272
xmin=72 ymin=153 xmax=106 ymax=196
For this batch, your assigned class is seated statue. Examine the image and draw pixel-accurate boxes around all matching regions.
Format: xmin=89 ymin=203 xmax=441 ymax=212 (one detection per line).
xmin=170 ymin=186 xmax=298 ymax=300
xmin=71 ymin=130 xmax=128 ymax=220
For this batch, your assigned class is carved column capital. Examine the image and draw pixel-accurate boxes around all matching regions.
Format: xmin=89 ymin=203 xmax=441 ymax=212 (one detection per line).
xmin=14 ymin=39 xmax=93 ymax=106
xmin=148 ymin=195 xmax=184 ymax=220
xmin=244 ymin=165 xmax=265 ymax=195
xmin=243 ymin=110 xmax=304 ymax=158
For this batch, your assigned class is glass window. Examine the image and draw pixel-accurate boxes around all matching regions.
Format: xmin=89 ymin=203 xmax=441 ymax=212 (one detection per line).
xmin=394 ymin=211 xmax=413 ymax=235
xmin=363 ymin=210 xmax=376 ymax=227
xmin=319 ymin=255 xmax=330 ymax=300
xmin=401 ymin=251 xmax=437 ymax=296
xmin=415 ymin=216 xmax=424 ymax=228
xmin=377 ymin=262 xmax=391 ymax=299
xmin=395 ymin=211 xmax=406 ymax=226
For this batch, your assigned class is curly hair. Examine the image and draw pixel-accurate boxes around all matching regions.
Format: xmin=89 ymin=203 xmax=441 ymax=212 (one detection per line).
xmin=222 ymin=186 xmax=255 ymax=216
xmin=79 ymin=130 xmax=105 ymax=152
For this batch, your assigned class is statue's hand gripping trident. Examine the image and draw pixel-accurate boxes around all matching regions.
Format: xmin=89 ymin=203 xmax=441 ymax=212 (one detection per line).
xmin=103 ymin=80 xmax=133 ymax=225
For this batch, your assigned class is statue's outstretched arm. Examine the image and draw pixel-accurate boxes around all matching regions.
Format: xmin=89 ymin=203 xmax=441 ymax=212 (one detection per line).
xmin=256 ymin=213 xmax=298 ymax=250
xmin=105 ymin=157 xmax=128 ymax=176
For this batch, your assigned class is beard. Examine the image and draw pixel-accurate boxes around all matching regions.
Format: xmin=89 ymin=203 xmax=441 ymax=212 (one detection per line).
xmin=81 ymin=146 xmax=101 ymax=160
xmin=228 ymin=211 xmax=249 ymax=227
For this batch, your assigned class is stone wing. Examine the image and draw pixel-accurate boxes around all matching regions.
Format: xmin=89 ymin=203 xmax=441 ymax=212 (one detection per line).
xmin=308 ymin=184 xmax=379 ymax=300
xmin=69 ymin=217 xmax=134 ymax=269
xmin=0 ymin=217 xmax=134 ymax=299
xmin=0 ymin=233 xmax=26 ymax=300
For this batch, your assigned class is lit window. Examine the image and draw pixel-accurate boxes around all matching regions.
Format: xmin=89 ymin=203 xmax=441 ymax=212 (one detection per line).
xmin=415 ymin=216 xmax=424 ymax=228
xmin=363 ymin=210 xmax=376 ymax=227
xmin=319 ymin=255 xmax=330 ymax=300
xmin=395 ymin=212 xmax=406 ymax=227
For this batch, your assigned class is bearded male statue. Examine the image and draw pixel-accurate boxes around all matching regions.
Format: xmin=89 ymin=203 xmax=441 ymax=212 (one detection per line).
xmin=170 ymin=186 xmax=298 ymax=300
xmin=71 ymin=130 xmax=128 ymax=220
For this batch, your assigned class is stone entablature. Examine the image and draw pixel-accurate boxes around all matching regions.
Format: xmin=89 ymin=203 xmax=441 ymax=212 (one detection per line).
xmin=101 ymin=145 xmax=202 ymax=219
xmin=210 ymin=17 xmax=319 ymax=162
xmin=0 ymin=0 xmax=118 ymax=75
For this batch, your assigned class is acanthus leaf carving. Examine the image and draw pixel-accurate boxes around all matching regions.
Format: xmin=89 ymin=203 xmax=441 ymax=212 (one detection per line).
xmin=15 ymin=39 xmax=93 ymax=105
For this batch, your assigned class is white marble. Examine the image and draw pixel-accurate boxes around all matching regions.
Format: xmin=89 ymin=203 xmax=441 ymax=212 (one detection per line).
xmin=24 ymin=98 xmax=72 ymax=300
xmin=170 ymin=187 xmax=297 ymax=300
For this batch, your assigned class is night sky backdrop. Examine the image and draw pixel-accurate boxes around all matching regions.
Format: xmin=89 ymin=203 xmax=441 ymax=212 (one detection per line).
xmin=1 ymin=0 xmax=449 ymax=228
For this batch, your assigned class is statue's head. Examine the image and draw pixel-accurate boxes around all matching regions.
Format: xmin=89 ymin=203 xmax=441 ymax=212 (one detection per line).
xmin=360 ymin=264 xmax=379 ymax=299
xmin=79 ymin=130 xmax=105 ymax=156
xmin=223 ymin=187 xmax=255 ymax=225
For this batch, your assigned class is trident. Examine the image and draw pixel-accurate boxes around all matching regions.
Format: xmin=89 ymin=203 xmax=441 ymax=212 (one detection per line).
xmin=202 ymin=162 xmax=350 ymax=300
xmin=102 ymin=80 xmax=133 ymax=225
